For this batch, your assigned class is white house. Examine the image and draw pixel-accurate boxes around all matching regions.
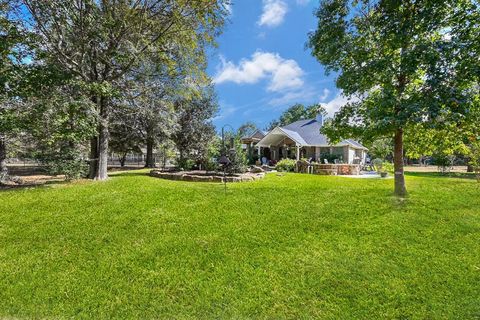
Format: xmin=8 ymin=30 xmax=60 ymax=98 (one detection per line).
xmin=252 ymin=114 xmax=368 ymax=164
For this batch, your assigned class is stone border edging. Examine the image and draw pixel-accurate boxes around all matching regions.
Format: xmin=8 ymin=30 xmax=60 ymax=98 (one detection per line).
xmin=149 ymin=170 xmax=265 ymax=183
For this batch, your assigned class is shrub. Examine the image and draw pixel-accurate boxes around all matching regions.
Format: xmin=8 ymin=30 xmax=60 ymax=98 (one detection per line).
xmin=432 ymin=153 xmax=455 ymax=174
xmin=276 ymin=158 xmax=297 ymax=172
xmin=36 ymin=148 xmax=88 ymax=181
xmin=320 ymin=152 xmax=341 ymax=163
xmin=177 ymin=158 xmax=195 ymax=171
xmin=204 ymin=158 xmax=219 ymax=172
xmin=383 ymin=161 xmax=394 ymax=173
xmin=44 ymin=157 xmax=88 ymax=181
xmin=372 ymin=158 xmax=384 ymax=172
xmin=226 ymin=149 xmax=247 ymax=174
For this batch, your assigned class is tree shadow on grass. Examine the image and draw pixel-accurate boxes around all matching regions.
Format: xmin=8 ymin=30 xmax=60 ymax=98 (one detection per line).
xmin=405 ymin=171 xmax=478 ymax=180
xmin=108 ymin=171 xmax=151 ymax=178
xmin=0 ymin=179 xmax=69 ymax=192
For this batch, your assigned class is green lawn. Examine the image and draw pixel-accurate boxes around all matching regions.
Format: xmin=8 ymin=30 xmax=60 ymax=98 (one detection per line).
xmin=1 ymin=171 xmax=479 ymax=319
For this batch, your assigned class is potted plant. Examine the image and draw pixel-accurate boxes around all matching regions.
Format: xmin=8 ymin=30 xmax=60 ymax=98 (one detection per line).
xmin=373 ymin=158 xmax=388 ymax=177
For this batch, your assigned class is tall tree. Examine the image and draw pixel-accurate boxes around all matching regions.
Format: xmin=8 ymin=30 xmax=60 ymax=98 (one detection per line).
xmin=108 ymin=105 xmax=142 ymax=167
xmin=0 ymin=0 xmax=29 ymax=183
xmin=308 ymin=0 xmax=478 ymax=196
xmin=20 ymin=0 xmax=227 ymax=180
xmin=171 ymin=83 xmax=218 ymax=168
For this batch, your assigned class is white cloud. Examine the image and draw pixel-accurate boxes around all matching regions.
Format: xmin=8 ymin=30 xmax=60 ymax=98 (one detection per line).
xmin=321 ymin=92 xmax=359 ymax=117
xmin=213 ymin=51 xmax=304 ymax=93
xmin=224 ymin=2 xmax=232 ymax=15
xmin=268 ymin=88 xmax=316 ymax=107
xmin=258 ymin=0 xmax=288 ymax=27
xmin=319 ymin=88 xmax=330 ymax=101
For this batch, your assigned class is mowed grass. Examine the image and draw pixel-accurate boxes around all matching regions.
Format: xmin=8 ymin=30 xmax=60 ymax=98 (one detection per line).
xmin=0 ymin=171 xmax=479 ymax=319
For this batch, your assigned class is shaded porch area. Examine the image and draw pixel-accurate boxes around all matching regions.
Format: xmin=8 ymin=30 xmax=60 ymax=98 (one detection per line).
xmin=255 ymin=128 xmax=366 ymax=165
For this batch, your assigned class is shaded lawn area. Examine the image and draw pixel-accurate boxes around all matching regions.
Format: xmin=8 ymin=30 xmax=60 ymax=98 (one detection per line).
xmin=0 ymin=171 xmax=479 ymax=319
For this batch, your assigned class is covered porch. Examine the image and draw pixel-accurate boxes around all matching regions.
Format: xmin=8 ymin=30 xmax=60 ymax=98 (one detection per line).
xmin=255 ymin=127 xmax=304 ymax=162
xmin=255 ymin=127 xmax=366 ymax=165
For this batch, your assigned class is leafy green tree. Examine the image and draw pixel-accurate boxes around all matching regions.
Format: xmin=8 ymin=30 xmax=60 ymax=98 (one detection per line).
xmin=367 ymin=138 xmax=393 ymax=161
xmin=27 ymin=73 xmax=98 ymax=180
xmin=122 ymin=69 xmax=178 ymax=168
xmin=109 ymin=108 xmax=142 ymax=167
xmin=171 ymin=83 xmax=218 ymax=169
xmin=0 ymin=0 xmax=31 ymax=183
xmin=308 ymin=0 xmax=478 ymax=196
xmin=20 ymin=0 xmax=228 ymax=180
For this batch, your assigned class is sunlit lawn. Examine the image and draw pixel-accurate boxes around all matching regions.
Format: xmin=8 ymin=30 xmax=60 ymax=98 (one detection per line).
xmin=0 ymin=170 xmax=479 ymax=319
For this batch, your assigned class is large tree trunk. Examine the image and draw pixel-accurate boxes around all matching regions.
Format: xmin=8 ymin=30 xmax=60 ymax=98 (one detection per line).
xmin=144 ymin=124 xmax=155 ymax=168
xmin=0 ymin=137 xmax=8 ymax=183
xmin=145 ymin=134 xmax=155 ymax=168
xmin=95 ymin=99 xmax=109 ymax=180
xmin=393 ymin=128 xmax=407 ymax=197
xmin=120 ymin=152 xmax=127 ymax=167
xmin=88 ymin=137 xmax=98 ymax=179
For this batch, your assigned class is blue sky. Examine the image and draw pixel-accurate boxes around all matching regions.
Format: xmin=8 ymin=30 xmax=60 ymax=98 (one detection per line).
xmin=208 ymin=0 xmax=347 ymax=130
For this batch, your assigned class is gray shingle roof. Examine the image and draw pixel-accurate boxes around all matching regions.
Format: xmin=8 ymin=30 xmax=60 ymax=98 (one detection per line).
xmin=281 ymin=118 xmax=366 ymax=149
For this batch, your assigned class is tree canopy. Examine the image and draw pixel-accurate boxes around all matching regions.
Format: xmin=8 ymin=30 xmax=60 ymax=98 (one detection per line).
xmin=309 ymin=0 xmax=480 ymax=196
xmin=17 ymin=0 xmax=228 ymax=180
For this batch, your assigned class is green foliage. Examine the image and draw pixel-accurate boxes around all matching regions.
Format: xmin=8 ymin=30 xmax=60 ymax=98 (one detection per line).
xmin=320 ymin=152 xmax=340 ymax=163
xmin=19 ymin=0 xmax=228 ymax=180
xmin=372 ymin=159 xmax=394 ymax=174
xmin=224 ymin=136 xmax=248 ymax=174
xmin=431 ymin=153 xmax=455 ymax=174
xmin=38 ymin=149 xmax=88 ymax=181
xmin=275 ymin=158 xmax=297 ymax=172
xmin=368 ymin=138 xmax=393 ymax=160
xmin=404 ymin=124 xmax=469 ymax=159
xmin=383 ymin=162 xmax=394 ymax=173
xmin=467 ymin=139 xmax=480 ymax=182
xmin=172 ymin=83 xmax=219 ymax=167
xmin=308 ymin=0 xmax=480 ymax=195
xmin=177 ymin=158 xmax=196 ymax=171
xmin=372 ymin=158 xmax=384 ymax=173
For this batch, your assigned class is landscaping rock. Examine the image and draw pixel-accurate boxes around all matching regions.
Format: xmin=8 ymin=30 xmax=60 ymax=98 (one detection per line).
xmin=149 ymin=170 xmax=265 ymax=183
xmin=250 ymin=166 xmax=264 ymax=173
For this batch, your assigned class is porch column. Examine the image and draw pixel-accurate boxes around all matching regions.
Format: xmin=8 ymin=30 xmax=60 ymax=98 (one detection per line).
xmin=257 ymin=146 xmax=261 ymax=157
xmin=296 ymin=145 xmax=300 ymax=161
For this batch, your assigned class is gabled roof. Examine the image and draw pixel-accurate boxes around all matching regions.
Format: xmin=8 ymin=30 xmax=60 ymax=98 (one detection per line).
xmin=257 ymin=118 xmax=367 ymax=149
xmin=241 ymin=129 xmax=266 ymax=141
